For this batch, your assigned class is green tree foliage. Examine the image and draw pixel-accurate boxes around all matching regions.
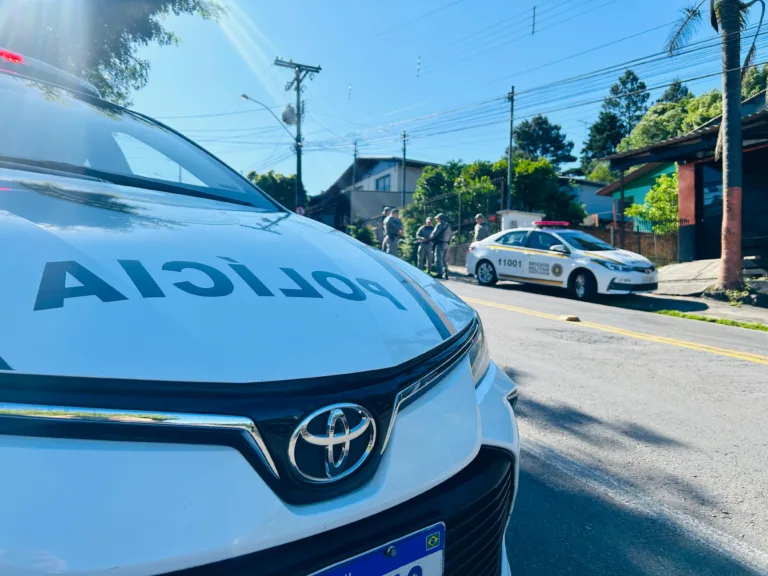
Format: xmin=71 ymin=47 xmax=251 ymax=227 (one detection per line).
xmin=604 ymin=69 xmax=650 ymax=134
xmin=246 ymin=170 xmax=297 ymax=211
xmin=513 ymin=159 xmax=587 ymax=223
xmin=741 ymin=63 xmax=768 ymax=99
xmin=586 ymin=161 xmax=617 ymax=184
xmin=580 ymin=111 xmax=625 ymax=172
xmin=617 ymin=101 xmax=689 ymax=151
xmin=347 ymin=222 xmax=375 ymax=246
xmin=625 ymin=171 xmax=679 ymax=233
xmin=657 ymin=79 xmax=691 ymax=104
xmin=513 ymin=114 xmax=576 ymax=170
xmin=0 ymin=0 xmax=221 ymax=105
xmin=618 ymin=90 xmax=726 ymax=152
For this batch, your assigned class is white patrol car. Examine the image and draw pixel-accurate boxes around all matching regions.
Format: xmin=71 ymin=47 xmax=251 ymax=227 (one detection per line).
xmin=466 ymin=221 xmax=659 ymax=300
xmin=0 ymin=49 xmax=519 ymax=575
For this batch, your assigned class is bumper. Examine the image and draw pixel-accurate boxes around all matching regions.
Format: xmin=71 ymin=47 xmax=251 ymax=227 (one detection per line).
xmin=0 ymin=362 xmax=518 ymax=575
xmin=606 ymin=280 xmax=659 ymax=293
xmin=466 ymin=253 xmax=478 ymax=276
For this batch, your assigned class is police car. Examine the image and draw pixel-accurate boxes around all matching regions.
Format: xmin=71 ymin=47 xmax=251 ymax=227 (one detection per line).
xmin=466 ymin=222 xmax=658 ymax=300
xmin=0 ymin=49 xmax=519 ymax=575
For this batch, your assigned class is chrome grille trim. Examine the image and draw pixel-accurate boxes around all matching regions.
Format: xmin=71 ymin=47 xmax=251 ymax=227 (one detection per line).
xmin=0 ymin=402 xmax=280 ymax=478
xmin=380 ymin=318 xmax=479 ymax=454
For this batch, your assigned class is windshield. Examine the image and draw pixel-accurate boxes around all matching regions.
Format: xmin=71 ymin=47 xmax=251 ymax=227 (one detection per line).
xmin=557 ymin=230 xmax=615 ymax=251
xmin=0 ymin=72 xmax=277 ymax=210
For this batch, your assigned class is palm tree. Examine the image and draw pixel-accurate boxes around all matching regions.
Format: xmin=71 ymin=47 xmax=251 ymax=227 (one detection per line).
xmin=667 ymin=0 xmax=765 ymax=289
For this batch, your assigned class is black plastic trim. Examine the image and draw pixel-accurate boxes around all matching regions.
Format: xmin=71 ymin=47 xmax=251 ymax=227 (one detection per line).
xmin=0 ymin=318 xmax=477 ymax=504
xmin=166 ymin=446 xmax=515 ymax=576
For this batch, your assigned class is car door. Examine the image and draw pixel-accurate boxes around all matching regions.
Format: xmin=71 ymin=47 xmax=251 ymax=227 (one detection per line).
xmin=491 ymin=230 xmax=529 ymax=279
xmin=523 ymin=231 xmax=568 ymax=286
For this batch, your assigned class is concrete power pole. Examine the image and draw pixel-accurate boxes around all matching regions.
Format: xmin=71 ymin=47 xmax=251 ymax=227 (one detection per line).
xmin=352 ymin=141 xmax=358 ymax=190
xmin=507 ymin=87 xmax=515 ymax=211
xmin=274 ymin=58 xmax=321 ymax=213
xmin=401 ymin=130 xmax=408 ymax=207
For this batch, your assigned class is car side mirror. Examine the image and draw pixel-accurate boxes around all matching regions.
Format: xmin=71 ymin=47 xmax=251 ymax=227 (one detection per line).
xmin=549 ymin=244 xmax=568 ymax=254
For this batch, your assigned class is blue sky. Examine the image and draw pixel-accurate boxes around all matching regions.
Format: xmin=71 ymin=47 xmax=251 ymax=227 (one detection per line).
xmin=131 ymin=0 xmax=730 ymax=195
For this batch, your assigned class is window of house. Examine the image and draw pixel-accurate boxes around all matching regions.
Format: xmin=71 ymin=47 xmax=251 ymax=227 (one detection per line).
xmin=375 ymin=174 xmax=391 ymax=191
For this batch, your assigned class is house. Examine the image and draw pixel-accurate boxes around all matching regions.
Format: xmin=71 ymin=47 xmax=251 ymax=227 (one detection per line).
xmin=596 ymin=163 xmax=677 ymax=231
xmin=606 ymin=106 xmax=768 ymax=270
xmin=559 ymin=177 xmax=614 ymax=222
xmin=306 ymin=157 xmax=438 ymax=230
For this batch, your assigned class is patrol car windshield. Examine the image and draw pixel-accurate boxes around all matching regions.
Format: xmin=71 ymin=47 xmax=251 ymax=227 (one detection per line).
xmin=0 ymin=72 xmax=277 ymax=210
xmin=557 ymin=230 xmax=615 ymax=251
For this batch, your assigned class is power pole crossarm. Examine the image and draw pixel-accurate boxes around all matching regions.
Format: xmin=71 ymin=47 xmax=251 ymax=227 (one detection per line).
xmin=274 ymin=58 xmax=322 ymax=213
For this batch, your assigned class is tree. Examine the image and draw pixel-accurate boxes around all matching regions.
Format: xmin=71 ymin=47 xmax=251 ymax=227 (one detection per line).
xmin=247 ymin=170 xmax=297 ymax=211
xmin=625 ymin=172 xmax=679 ymax=233
xmin=580 ymin=110 xmax=625 ymax=172
xmin=513 ymin=114 xmax=576 ymax=170
xmin=667 ymin=0 xmax=765 ymax=288
xmin=0 ymin=0 xmax=221 ymax=105
xmin=742 ymin=63 xmax=768 ymax=99
xmin=618 ymin=101 xmax=689 ymax=151
xmin=657 ymin=79 xmax=691 ymax=103
xmin=586 ymin=161 xmax=617 ymax=184
xmin=604 ymin=69 xmax=650 ymax=134
xmin=681 ymin=89 xmax=722 ymax=132
xmin=513 ymin=158 xmax=587 ymax=223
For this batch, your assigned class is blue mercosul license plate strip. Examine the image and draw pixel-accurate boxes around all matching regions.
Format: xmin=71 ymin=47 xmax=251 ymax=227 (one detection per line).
xmin=313 ymin=523 xmax=445 ymax=576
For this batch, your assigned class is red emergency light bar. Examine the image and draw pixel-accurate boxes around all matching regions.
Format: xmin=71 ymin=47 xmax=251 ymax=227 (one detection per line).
xmin=0 ymin=50 xmax=23 ymax=64
xmin=533 ymin=221 xmax=570 ymax=228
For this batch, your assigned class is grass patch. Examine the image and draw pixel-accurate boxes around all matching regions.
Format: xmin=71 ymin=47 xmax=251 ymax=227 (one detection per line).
xmin=656 ymin=310 xmax=768 ymax=332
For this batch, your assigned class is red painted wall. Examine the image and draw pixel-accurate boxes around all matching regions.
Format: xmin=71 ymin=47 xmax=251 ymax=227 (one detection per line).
xmin=678 ymin=163 xmax=696 ymax=225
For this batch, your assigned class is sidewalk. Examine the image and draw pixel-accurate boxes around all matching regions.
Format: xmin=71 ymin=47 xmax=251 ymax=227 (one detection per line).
xmin=446 ymin=265 xmax=768 ymax=326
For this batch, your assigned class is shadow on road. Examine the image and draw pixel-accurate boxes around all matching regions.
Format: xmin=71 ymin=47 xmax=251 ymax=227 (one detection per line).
xmin=507 ymin=457 xmax=761 ymax=576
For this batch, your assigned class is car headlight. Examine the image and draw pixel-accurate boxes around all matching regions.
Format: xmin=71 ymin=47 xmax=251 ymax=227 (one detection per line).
xmin=468 ymin=317 xmax=491 ymax=387
xmin=593 ymin=259 xmax=632 ymax=273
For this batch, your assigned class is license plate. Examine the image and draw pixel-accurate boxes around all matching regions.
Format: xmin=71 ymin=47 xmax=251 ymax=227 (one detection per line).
xmin=643 ymin=274 xmax=655 ymax=283
xmin=312 ymin=523 xmax=445 ymax=576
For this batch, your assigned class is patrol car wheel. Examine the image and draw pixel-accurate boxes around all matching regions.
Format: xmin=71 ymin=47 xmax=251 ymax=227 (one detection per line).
xmin=571 ymin=269 xmax=597 ymax=301
xmin=476 ymin=260 xmax=498 ymax=286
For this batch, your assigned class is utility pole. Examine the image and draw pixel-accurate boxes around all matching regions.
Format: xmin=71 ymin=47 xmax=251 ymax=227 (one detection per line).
xmin=401 ymin=130 xmax=408 ymax=206
xmin=507 ymin=87 xmax=515 ymax=211
xmin=352 ymin=141 xmax=358 ymax=190
xmin=274 ymin=58 xmax=322 ymax=213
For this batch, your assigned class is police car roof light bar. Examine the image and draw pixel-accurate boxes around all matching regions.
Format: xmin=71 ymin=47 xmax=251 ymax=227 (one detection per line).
xmin=533 ymin=221 xmax=570 ymax=228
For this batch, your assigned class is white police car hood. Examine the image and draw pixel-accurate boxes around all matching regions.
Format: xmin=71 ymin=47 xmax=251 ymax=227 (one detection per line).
xmin=577 ymin=248 xmax=654 ymax=268
xmin=0 ymin=170 xmax=475 ymax=382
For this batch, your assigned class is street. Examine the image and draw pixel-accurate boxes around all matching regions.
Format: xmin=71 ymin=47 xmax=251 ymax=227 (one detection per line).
xmin=444 ymin=279 xmax=768 ymax=575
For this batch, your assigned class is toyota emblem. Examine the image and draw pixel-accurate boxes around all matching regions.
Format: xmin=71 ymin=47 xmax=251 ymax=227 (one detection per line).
xmin=288 ymin=403 xmax=377 ymax=483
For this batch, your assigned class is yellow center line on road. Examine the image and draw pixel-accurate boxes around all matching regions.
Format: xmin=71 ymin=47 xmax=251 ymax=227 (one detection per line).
xmin=463 ymin=296 xmax=768 ymax=366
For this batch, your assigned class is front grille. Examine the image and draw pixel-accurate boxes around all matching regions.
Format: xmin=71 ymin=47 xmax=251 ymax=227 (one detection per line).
xmin=608 ymin=280 xmax=659 ymax=292
xmin=171 ymin=447 xmax=515 ymax=576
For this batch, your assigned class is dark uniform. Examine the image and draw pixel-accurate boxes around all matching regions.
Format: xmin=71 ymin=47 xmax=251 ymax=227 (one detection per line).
xmin=382 ymin=214 xmax=403 ymax=257
xmin=416 ymin=223 xmax=434 ymax=271
xmin=430 ymin=217 xmax=453 ymax=279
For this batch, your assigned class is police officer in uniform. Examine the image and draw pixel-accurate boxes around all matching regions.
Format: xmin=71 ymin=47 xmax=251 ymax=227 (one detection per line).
xmin=473 ymin=213 xmax=491 ymax=242
xmin=415 ymin=217 xmax=435 ymax=272
xmin=430 ymin=213 xmax=453 ymax=279
xmin=383 ymin=208 xmax=403 ymax=257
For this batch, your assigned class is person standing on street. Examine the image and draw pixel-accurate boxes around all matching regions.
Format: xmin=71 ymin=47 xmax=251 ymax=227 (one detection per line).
xmin=415 ymin=217 xmax=435 ymax=272
xmin=376 ymin=208 xmax=389 ymax=247
xmin=383 ymin=208 xmax=403 ymax=257
xmin=473 ymin=214 xmax=492 ymax=242
xmin=380 ymin=208 xmax=391 ymax=252
xmin=430 ymin=213 xmax=453 ymax=279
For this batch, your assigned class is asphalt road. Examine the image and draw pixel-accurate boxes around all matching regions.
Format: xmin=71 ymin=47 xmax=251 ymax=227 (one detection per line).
xmin=444 ymin=279 xmax=768 ymax=576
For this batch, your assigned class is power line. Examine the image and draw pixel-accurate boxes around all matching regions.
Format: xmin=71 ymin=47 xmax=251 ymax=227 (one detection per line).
xmin=367 ymin=0 xmax=469 ymax=40
xmin=155 ymin=106 xmax=281 ymax=120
